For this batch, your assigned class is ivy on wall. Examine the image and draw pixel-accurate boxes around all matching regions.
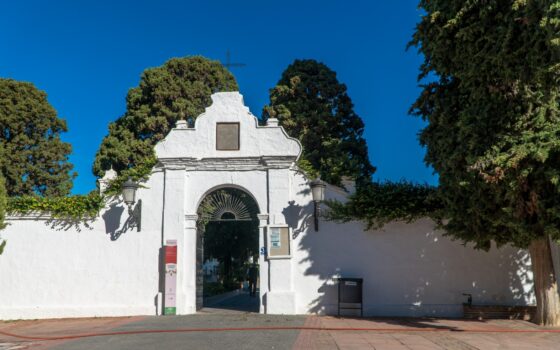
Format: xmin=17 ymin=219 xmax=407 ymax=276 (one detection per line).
xmin=7 ymin=191 xmax=105 ymax=221
xmin=325 ymin=181 xmax=442 ymax=230
xmin=102 ymin=157 xmax=156 ymax=196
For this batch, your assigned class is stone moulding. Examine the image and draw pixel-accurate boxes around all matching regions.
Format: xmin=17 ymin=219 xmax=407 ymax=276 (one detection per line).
xmin=7 ymin=212 xmax=53 ymax=221
xmin=158 ymin=156 xmax=296 ymax=171
xmin=6 ymin=212 xmax=100 ymax=221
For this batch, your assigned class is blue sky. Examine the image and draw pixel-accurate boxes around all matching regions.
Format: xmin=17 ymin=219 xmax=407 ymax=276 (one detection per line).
xmin=0 ymin=0 xmax=436 ymax=194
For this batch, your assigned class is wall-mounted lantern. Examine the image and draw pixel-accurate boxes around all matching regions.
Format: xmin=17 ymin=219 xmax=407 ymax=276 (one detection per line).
xmin=310 ymin=177 xmax=326 ymax=232
xmin=122 ymin=177 xmax=141 ymax=231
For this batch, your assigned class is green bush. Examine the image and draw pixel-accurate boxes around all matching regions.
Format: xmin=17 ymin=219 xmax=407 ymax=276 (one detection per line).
xmin=325 ymin=181 xmax=442 ymax=229
xmin=203 ymin=281 xmax=226 ymax=297
xmin=7 ymin=192 xmax=105 ymax=221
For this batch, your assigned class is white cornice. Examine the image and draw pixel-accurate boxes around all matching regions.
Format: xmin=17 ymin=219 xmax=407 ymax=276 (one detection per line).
xmin=158 ymin=156 xmax=296 ymax=171
xmin=7 ymin=212 xmax=53 ymax=221
xmin=184 ymin=214 xmax=199 ymax=221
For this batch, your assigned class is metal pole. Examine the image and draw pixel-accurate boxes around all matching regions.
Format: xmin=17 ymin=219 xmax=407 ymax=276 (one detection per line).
xmin=314 ymin=201 xmax=319 ymax=232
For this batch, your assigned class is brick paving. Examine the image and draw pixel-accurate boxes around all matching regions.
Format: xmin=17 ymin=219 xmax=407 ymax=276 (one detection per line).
xmin=1 ymin=313 xmax=560 ymax=349
xmin=292 ymin=316 xmax=560 ymax=350
xmin=0 ymin=316 xmax=144 ymax=349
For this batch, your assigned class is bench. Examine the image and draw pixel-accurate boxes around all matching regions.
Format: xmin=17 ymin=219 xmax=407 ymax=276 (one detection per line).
xmin=463 ymin=304 xmax=536 ymax=320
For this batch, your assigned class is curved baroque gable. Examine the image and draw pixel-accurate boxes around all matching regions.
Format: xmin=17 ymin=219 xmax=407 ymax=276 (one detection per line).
xmin=155 ymin=92 xmax=301 ymax=162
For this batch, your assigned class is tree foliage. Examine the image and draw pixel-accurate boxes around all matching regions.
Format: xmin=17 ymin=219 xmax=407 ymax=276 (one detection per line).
xmin=0 ymin=79 xmax=75 ymax=196
xmin=93 ymin=56 xmax=238 ymax=188
xmin=410 ymin=0 xmax=560 ymax=325
xmin=263 ymin=59 xmax=375 ymax=186
xmin=326 ymin=181 xmax=441 ymax=230
xmin=410 ymin=0 xmax=560 ymax=249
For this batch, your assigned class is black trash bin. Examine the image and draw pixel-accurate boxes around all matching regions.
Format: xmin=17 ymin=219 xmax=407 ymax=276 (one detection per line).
xmin=336 ymin=278 xmax=363 ymax=317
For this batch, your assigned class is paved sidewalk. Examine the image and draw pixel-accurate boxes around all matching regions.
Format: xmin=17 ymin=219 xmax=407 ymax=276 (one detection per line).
xmin=2 ymin=314 xmax=560 ymax=349
xmin=201 ymin=290 xmax=260 ymax=314
xmin=0 ymin=316 xmax=144 ymax=349
xmin=293 ymin=316 xmax=560 ymax=349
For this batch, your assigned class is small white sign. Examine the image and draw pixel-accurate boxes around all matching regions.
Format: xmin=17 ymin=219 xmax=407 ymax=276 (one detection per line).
xmin=270 ymin=227 xmax=281 ymax=248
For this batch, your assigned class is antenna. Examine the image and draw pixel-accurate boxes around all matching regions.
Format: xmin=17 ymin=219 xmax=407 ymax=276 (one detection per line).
xmin=223 ymin=49 xmax=246 ymax=69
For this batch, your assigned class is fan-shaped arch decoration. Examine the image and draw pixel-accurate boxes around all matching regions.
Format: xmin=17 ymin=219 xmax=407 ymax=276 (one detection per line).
xmin=198 ymin=188 xmax=258 ymax=222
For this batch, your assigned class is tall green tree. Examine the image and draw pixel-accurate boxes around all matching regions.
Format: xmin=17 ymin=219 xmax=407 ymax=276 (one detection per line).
xmin=93 ymin=56 xmax=238 ymax=183
xmin=263 ymin=59 xmax=375 ymax=186
xmin=410 ymin=0 xmax=560 ymax=325
xmin=0 ymin=79 xmax=75 ymax=196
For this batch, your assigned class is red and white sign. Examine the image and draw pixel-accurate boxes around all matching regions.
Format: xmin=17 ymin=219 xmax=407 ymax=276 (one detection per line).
xmin=164 ymin=240 xmax=177 ymax=315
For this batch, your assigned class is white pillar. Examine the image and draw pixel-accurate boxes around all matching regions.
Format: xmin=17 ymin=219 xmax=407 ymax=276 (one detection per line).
xmin=183 ymin=214 xmax=198 ymax=314
xmin=258 ymin=213 xmax=269 ymax=313
xmin=162 ymin=167 xmax=192 ymax=314
xmin=265 ymin=168 xmax=296 ymax=314
xmin=162 ymin=168 xmax=185 ymax=242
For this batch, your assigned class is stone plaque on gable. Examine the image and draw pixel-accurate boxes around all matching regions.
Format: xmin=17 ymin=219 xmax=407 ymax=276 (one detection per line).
xmin=216 ymin=122 xmax=240 ymax=150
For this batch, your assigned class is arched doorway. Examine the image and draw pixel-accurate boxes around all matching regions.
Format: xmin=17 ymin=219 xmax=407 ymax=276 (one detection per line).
xmin=196 ymin=187 xmax=261 ymax=312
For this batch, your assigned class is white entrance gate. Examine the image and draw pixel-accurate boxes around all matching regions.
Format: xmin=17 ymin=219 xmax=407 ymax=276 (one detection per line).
xmin=154 ymin=92 xmax=302 ymax=314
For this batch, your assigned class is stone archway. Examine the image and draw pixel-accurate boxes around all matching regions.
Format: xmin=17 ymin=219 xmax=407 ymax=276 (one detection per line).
xmin=195 ymin=187 xmax=261 ymax=311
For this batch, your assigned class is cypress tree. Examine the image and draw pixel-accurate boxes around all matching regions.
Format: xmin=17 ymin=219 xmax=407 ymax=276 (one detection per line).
xmin=263 ymin=59 xmax=375 ymax=186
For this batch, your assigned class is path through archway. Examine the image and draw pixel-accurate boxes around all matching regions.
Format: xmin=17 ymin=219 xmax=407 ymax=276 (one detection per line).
xmin=196 ymin=187 xmax=260 ymax=313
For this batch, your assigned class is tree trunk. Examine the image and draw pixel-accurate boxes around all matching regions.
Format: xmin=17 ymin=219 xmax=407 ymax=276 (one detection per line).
xmin=528 ymin=237 xmax=560 ymax=326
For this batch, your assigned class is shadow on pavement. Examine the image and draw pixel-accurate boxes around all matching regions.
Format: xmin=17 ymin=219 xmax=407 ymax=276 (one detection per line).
xmin=201 ymin=289 xmax=259 ymax=314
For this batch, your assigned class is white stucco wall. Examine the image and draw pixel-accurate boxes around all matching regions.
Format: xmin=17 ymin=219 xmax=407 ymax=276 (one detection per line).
xmin=0 ymin=91 xmax=539 ymax=320
xmin=0 ymin=173 xmax=165 ymax=320
xmin=288 ymin=171 xmax=535 ymax=317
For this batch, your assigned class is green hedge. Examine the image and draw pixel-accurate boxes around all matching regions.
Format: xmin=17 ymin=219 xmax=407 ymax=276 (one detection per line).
xmin=7 ymin=192 xmax=105 ymax=221
xmin=325 ymin=181 xmax=442 ymax=230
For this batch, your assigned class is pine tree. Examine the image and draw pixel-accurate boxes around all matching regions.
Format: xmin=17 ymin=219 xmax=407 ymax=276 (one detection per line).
xmin=263 ymin=59 xmax=375 ymax=186
xmin=0 ymin=79 xmax=75 ymax=197
xmin=93 ymin=56 xmax=238 ymax=181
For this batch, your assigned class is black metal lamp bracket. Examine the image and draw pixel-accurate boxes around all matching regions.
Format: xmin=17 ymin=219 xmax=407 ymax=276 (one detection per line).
xmin=314 ymin=201 xmax=320 ymax=232
xmin=127 ymin=199 xmax=142 ymax=232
